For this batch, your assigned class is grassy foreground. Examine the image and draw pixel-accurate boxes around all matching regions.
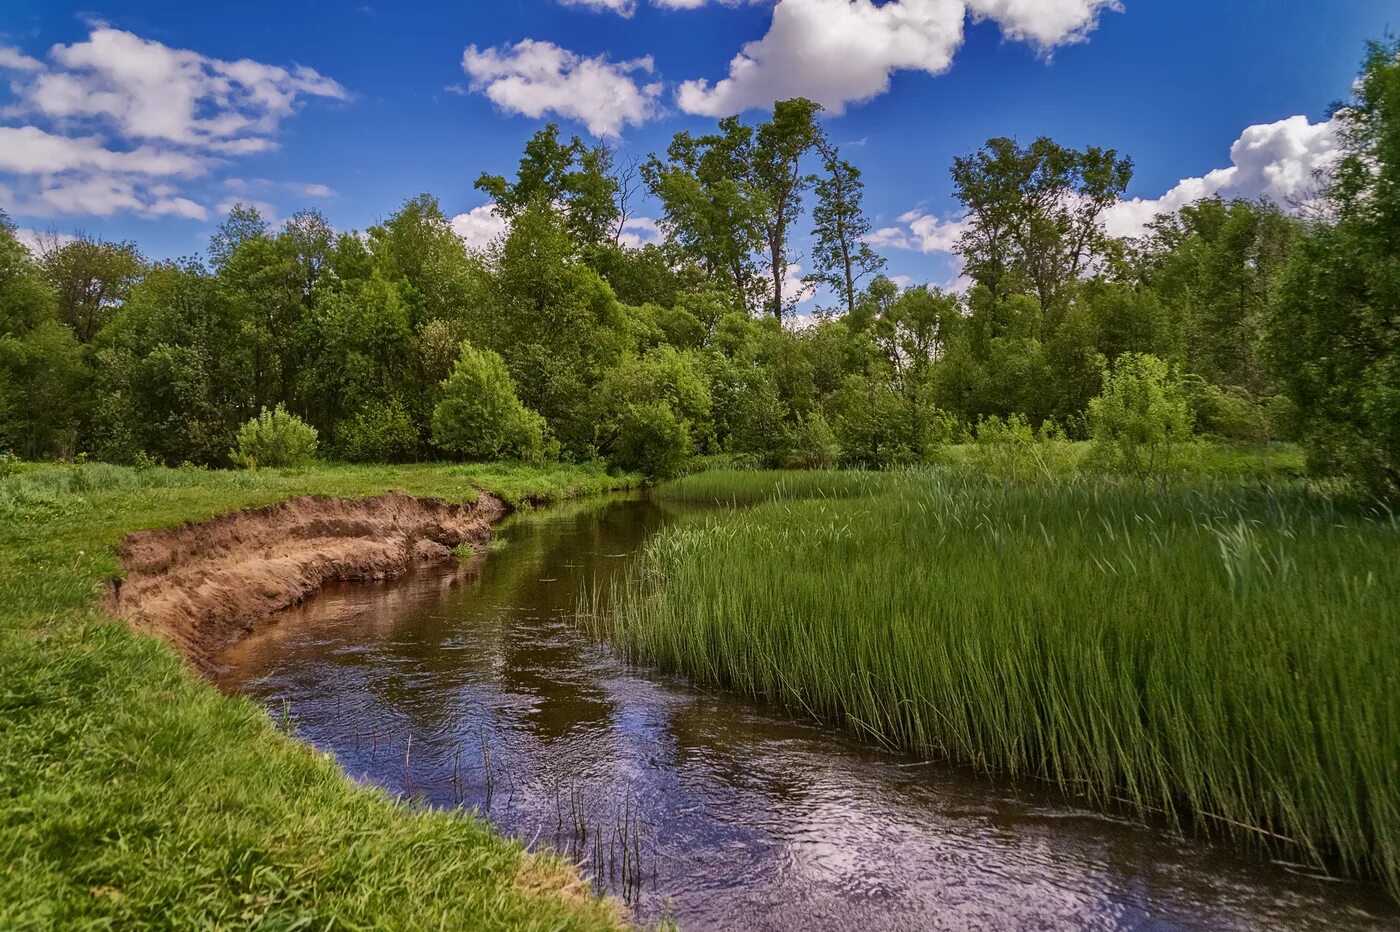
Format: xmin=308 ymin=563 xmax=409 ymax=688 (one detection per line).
xmin=0 ymin=461 xmax=636 ymax=930
xmin=598 ymin=467 xmax=1400 ymax=898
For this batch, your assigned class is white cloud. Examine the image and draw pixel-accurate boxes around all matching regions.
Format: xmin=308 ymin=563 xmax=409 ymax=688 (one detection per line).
xmin=676 ymin=0 xmax=1120 ymax=117
xmin=0 ymin=126 xmax=205 ymax=177
xmin=461 ymin=40 xmax=662 ymax=137
xmin=0 ymin=46 xmax=44 ymax=72
xmin=13 ymin=174 xmax=207 ymax=220
xmin=451 ymin=203 xmax=509 ymax=250
xmin=618 ymin=216 xmax=662 ymax=247
xmin=0 ymin=26 xmax=348 ymax=224
xmin=1104 ymin=115 xmax=1342 ymax=237
xmin=868 ymin=209 xmax=967 ymax=255
xmin=964 ymin=0 xmax=1121 ymax=52
xmin=18 ymin=27 xmax=348 ymax=151
xmin=560 ymin=0 xmax=638 ymax=14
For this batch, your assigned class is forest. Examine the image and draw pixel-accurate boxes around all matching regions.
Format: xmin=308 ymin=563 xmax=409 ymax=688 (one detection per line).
xmin=1 ymin=39 xmax=1395 ymax=499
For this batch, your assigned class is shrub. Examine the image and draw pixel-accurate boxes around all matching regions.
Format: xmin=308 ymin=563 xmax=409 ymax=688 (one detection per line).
xmin=231 ymin=405 xmax=319 ymax=468
xmin=1088 ymin=353 xmax=1192 ymax=477
xmin=337 ymin=398 xmax=420 ymax=463
xmin=431 ymin=343 xmax=546 ymax=462
xmin=613 ymin=400 xmax=692 ymax=479
xmin=828 ymin=375 xmax=956 ymax=469
xmin=967 ymin=414 xmax=1077 ymax=480
xmin=786 ymin=412 xmax=840 ymax=470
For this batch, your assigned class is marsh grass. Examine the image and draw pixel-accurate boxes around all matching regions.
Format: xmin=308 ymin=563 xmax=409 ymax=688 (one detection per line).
xmin=0 ymin=461 xmax=634 ymax=929
xmin=595 ymin=468 xmax=1400 ymax=897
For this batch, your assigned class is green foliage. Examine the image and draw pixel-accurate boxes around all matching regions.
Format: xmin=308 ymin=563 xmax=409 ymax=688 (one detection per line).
xmin=232 ymin=404 xmax=319 ymax=468
xmin=0 ymin=320 xmax=87 ymax=459
xmin=828 ymin=374 xmax=955 ymax=469
xmin=39 ymin=234 xmax=144 ymax=343
xmin=786 ymin=411 xmax=840 ymax=469
xmin=1089 ymin=353 xmax=1193 ymax=477
xmin=968 ymin=414 xmax=1080 ymax=480
xmin=337 ymin=398 xmax=420 ymax=463
xmin=1266 ymin=40 xmax=1400 ymax=499
xmin=432 ymin=343 xmax=546 ymax=462
xmin=596 ymin=347 xmax=712 ymax=477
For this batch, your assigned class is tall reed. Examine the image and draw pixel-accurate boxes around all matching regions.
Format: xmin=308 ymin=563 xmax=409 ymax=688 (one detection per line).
xmin=594 ymin=470 xmax=1400 ymax=897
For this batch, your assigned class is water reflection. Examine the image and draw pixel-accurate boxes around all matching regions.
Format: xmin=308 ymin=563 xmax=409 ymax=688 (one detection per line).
xmin=216 ymin=495 xmax=1398 ymax=931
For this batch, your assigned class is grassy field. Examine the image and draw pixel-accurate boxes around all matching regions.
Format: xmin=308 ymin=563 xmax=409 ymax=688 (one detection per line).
xmin=596 ymin=462 xmax=1400 ymax=898
xmin=0 ymin=461 xmax=636 ymax=930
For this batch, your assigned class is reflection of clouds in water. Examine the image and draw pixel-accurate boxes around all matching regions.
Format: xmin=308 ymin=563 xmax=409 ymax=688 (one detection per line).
xmin=217 ymin=496 xmax=1399 ymax=932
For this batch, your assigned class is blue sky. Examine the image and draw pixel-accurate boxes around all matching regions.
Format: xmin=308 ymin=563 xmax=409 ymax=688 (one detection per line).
xmin=0 ymin=0 xmax=1393 ymax=291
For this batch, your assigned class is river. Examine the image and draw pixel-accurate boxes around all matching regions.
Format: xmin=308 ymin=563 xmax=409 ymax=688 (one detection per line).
xmin=215 ymin=494 xmax=1398 ymax=931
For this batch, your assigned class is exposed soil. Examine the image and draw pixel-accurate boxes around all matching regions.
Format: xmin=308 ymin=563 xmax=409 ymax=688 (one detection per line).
xmin=106 ymin=491 xmax=508 ymax=672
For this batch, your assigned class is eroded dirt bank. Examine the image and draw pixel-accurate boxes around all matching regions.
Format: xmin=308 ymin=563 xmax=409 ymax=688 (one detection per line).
xmin=107 ymin=491 xmax=507 ymax=672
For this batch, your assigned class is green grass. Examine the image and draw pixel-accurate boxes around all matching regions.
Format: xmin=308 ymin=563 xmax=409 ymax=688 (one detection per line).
xmin=0 ymin=461 xmax=636 ymax=930
xmin=596 ymin=466 xmax=1400 ymax=898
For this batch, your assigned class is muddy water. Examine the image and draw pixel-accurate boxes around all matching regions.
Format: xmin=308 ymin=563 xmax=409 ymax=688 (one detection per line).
xmin=216 ymin=495 xmax=1398 ymax=931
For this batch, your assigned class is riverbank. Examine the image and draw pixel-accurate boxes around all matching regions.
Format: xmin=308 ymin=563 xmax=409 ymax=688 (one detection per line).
xmin=0 ymin=461 xmax=635 ymax=929
xmin=598 ymin=468 xmax=1400 ymax=900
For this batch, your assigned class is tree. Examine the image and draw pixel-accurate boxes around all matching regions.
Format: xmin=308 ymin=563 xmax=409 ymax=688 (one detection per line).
xmin=952 ymin=136 xmax=1132 ymax=315
xmin=752 ymin=98 xmax=823 ymax=320
xmin=1140 ymin=197 xmax=1297 ymax=392
xmin=1267 ymin=40 xmax=1400 ymax=498
xmin=476 ymin=125 xmax=621 ymax=248
xmin=39 ymin=234 xmax=145 ymax=342
xmin=91 ymin=259 xmax=251 ymax=465
xmin=1088 ymin=353 xmax=1193 ymax=477
xmin=432 ymin=343 xmax=546 ymax=461
xmin=807 ymin=136 xmax=885 ymax=316
xmin=645 ymin=121 xmax=766 ymax=312
xmin=0 ymin=212 xmax=58 ymax=337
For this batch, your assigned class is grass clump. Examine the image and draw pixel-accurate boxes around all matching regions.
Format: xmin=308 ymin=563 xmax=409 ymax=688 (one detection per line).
xmin=0 ymin=461 xmax=634 ymax=930
xmin=597 ymin=467 xmax=1400 ymax=898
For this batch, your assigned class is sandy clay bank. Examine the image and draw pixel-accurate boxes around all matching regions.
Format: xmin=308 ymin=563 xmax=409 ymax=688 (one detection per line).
xmin=106 ymin=491 xmax=507 ymax=672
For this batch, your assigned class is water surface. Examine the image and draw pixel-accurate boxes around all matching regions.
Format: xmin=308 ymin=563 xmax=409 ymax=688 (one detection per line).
xmin=216 ymin=495 xmax=1398 ymax=931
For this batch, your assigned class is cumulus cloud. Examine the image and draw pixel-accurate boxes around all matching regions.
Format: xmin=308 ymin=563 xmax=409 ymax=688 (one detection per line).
xmin=18 ymin=27 xmax=348 ymax=152
xmin=0 ymin=126 xmax=205 ymax=177
xmin=868 ymin=209 xmax=968 ymax=254
xmin=618 ymin=216 xmax=662 ymax=247
xmin=451 ymin=203 xmax=510 ymax=250
xmin=964 ymin=0 xmax=1121 ymax=52
xmin=0 ymin=46 xmax=44 ymax=72
xmin=462 ymin=40 xmax=662 ymax=137
xmin=0 ymin=26 xmax=348 ymax=222
xmin=677 ymin=0 xmax=1121 ymax=116
xmin=1104 ymin=114 xmax=1342 ymax=237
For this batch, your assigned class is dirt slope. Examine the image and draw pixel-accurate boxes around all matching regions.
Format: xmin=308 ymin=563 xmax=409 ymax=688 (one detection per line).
xmin=107 ymin=491 xmax=507 ymax=672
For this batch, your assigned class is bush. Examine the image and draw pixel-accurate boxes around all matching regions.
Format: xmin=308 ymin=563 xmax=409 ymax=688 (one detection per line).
xmin=786 ymin=412 xmax=840 ymax=470
xmin=337 ymin=398 xmax=420 ymax=463
xmin=1184 ymin=378 xmax=1273 ymax=444
xmin=967 ymin=414 xmax=1078 ymax=480
xmin=613 ymin=401 xmax=692 ymax=479
xmin=828 ymin=375 xmax=956 ymax=469
xmin=1088 ymin=353 xmax=1192 ymax=477
xmin=231 ymin=405 xmax=319 ymax=468
xmin=432 ymin=343 xmax=546 ymax=462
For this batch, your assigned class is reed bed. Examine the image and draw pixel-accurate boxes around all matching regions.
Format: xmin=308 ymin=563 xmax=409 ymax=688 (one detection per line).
xmin=595 ymin=470 xmax=1400 ymax=897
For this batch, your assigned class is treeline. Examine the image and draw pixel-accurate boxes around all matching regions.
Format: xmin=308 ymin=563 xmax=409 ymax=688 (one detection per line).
xmin=1 ymin=41 xmax=1396 ymax=495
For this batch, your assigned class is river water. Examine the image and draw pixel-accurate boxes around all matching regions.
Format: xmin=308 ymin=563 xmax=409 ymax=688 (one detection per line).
xmin=215 ymin=494 xmax=1398 ymax=931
